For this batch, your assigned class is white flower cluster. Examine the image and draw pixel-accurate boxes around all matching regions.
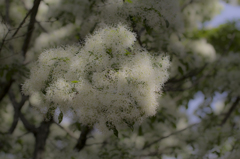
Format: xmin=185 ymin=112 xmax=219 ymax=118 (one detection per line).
xmin=98 ymin=0 xmax=182 ymax=30
xmin=183 ymin=0 xmax=222 ymax=29
xmin=167 ymin=34 xmax=216 ymax=78
xmin=188 ymin=38 xmax=216 ymax=63
xmin=23 ymin=24 xmax=170 ymax=131
xmin=34 ymin=24 xmax=75 ymax=52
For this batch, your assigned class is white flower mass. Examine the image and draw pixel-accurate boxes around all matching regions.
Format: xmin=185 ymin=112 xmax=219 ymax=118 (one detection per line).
xmin=23 ymin=24 xmax=170 ymax=131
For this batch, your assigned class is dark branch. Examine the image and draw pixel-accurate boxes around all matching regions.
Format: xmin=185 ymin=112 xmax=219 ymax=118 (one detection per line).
xmin=221 ymin=97 xmax=240 ymax=126
xmin=8 ymin=89 xmax=37 ymax=134
xmin=142 ymin=123 xmax=198 ymax=150
xmin=8 ymin=89 xmax=18 ymax=107
xmin=33 ymin=119 xmax=53 ymax=159
xmin=74 ymin=125 xmax=91 ymax=152
xmin=166 ymin=64 xmax=207 ymax=84
xmin=4 ymin=0 xmax=10 ymax=24
xmin=19 ymin=112 xmax=38 ymax=133
xmin=11 ymin=9 xmax=32 ymax=38
xmin=21 ymin=0 xmax=42 ymax=57
xmin=0 ymin=25 xmax=10 ymax=54
xmin=0 ymin=80 xmax=13 ymax=103
xmin=36 ymin=21 xmax=48 ymax=33
xmin=8 ymin=111 xmax=19 ymax=134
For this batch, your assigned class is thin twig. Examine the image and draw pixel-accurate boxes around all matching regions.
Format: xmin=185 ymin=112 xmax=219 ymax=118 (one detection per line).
xmin=36 ymin=21 xmax=48 ymax=33
xmin=0 ymin=28 xmax=10 ymax=54
xmin=11 ymin=9 xmax=32 ymax=38
xmin=8 ymin=89 xmax=36 ymax=134
xmin=21 ymin=0 xmax=42 ymax=57
xmin=221 ymin=97 xmax=240 ymax=126
xmin=0 ymin=80 xmax=13 ymax=103
xmin=5 ymin=0 xmax=10 ymax=24
xmin=167 ymin=64 xmax=207 ymax=84
xmin=54 ymin=122 xmax=78 ymax=140
xmin=142 ymin=123 xmax=199 ymax=150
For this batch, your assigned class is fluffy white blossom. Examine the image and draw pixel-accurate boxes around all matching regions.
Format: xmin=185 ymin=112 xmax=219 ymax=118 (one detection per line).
xmin=183 ymin=0 xmax=223 ymax=29
xmin=23 ymin=24 xmax=170 ymax=131
xmin=98 ymin=0 xmax=183 ymax=30
xmin=34 ymin=24 xmax=75 ymax=52
xmin=189 ymin=39 xmax=216 ymax=62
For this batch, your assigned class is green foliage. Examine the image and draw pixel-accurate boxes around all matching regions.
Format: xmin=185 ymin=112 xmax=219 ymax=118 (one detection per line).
xmin=188 ymin=21 xmax=240 ymax=54
xmin=1 ymin=1 xmax=240 ymax=159
xmin=106 ymin=122 xmax=119 ymax=138
xmin=58 ymin=111 xmax=63 ymax=124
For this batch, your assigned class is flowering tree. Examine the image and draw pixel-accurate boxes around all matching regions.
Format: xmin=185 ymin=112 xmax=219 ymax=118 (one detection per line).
xmin=0 ymin=0 xmax=240 ymax=159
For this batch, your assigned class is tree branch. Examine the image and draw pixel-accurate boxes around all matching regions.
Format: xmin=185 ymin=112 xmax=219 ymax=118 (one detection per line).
xmin=54 ymin=122 xmax=78 ymax=140
xmin=166 ymin=64 xmax=207 ymax=84
xmin=8 ymin=89 xmax=37 ymax=134
xmin=129 ymin=16 xmax=144 ymax=47
xmin=4 ymin=0 xmax=10 ymax=24
xmin=11 ymin=9 xmax=32 ymax=38
xmin=0 ymin=25 xmax=10 ymax=54
xmin=0 ymin=80 xmax=13 ymax=103
xmin=19 ymin=112 xmax=38 ymax=133
xmin=33 ymin=119 xmax=53 ymax=159
xmin=74 ymin=125 xmax=91 ymax=152
xmin=36 ymin=21 xmax=48 ymax=33
xmin=221 ymin=97 xmax=240 ymax=126
xmin=142 ymin=123 xmax=199 ymax=150
xmin=8 ymin=89 xmax=24 ymax=134
xmin=21 ymin=0 xmax=42 ymax=57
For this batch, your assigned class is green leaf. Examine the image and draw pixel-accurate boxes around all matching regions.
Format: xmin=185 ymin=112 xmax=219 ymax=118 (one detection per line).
xmin=17 ymin=139 xmax=23 ymax=147
xmin=6 ymin=71 xmax=12 ymax=81
xmin=125 ymin=50 xmax=131 ymax=56
xmin=111 ymin=63 xmax=119 ymax=71
xmin=143 ymin=19 xmax=153 ymax=34
xmin=165 ymin=19 xmax=170 ymax=28
xmin=106 ymin=121 xmax=118 ymax=137
xmin=153 ymin=63 xmax=162 ymax=68
xmin=97 ymin=87 xmax=103 ymax=91
xmin=170 ymin=121 xmax=177 ymax=129
xmin=123 ymin=119 xmax=134 ymax=131
xmin=71 ymin=80 xmax=79 ymax=83
xmin=125 ymin=77 xmax=132 ymax=84
xmin=75 ymin=122 xmax=82 ymax=131
xmin=106 ymin=48 xmax=113 ymax=58
xmin=213 ymin=151 xmax=221 ymax=157
xmin=51 ymin=57 xmax=70 ymax=63
xmin=125 ymin=0 xmax=133 ymax=3
xmin=178 ymin=66 xmax=184 ymax=75
xmin=0 ymin=69 xmax=4 ymax=77
xmin=138 ymin=126 xmax=143 ymax=136
xmin=149 ymin=116 xmax=156 ymax=123
xmin=113 ymin=127 xmax=119 ymax=138
xmin=46 ymin=107 xmax=56 ymax=120
xmin=143 ymin=7 xmax=170 ymax=28
xmin=58 ymin=111 xmax=63 ymax=124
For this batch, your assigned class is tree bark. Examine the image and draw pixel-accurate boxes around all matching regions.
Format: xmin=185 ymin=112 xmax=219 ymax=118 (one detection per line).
xmin=21 ymin=0 xmax=41 ymax=57
xmin=0 ymin=80 xmax=13 ymax=103
xmin=74 ymin=125 xmax=91 ymax=152
xmin=33 ymin=119 xmax=53 ymax=159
